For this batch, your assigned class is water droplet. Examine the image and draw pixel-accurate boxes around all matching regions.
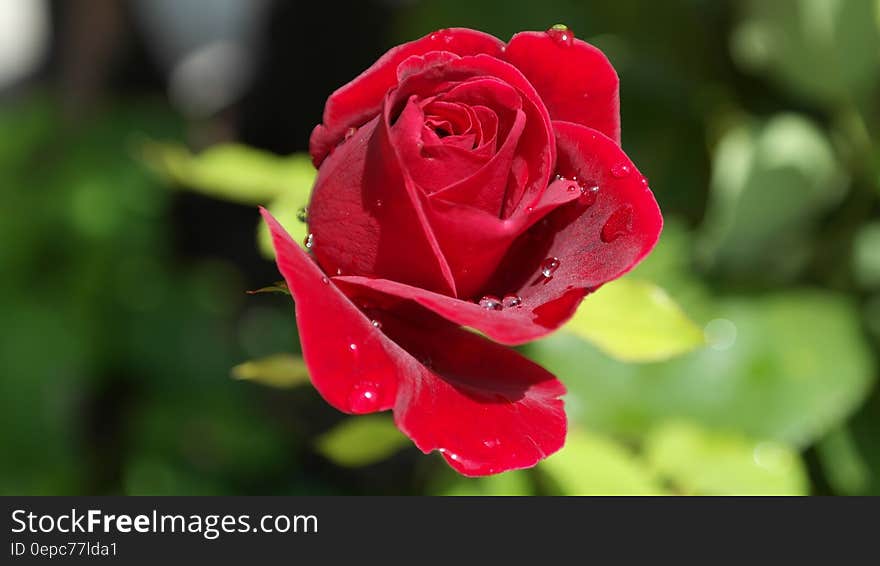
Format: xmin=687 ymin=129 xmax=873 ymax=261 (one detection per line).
xmin=321 ymin=276 xmax=329 ymax=284
xmin=546 ymin=24 xmax=573 ymax=46
xmin=502 ymin=294 xmax=523 ymax=308
xmin=430 ymin=29 xmax=453 ymax=44
xmin=541 ymin=257 xmax=560 ymax=278
xmin=526 ymin=206 xmax=535 ymax=213
xmin=335 ymin=267 xmax=343 ymax=275
xmin=567 ymin=183 xmax=578 ymax=192
xmin=370 ymin=319 xmax=382 ymax=329
xmin=601 ymin=206 xmax=633 ymax=243
xmin=296 ymin=207 xmax=308 ymax=223
xmin=304 ymin=233 xmax=315 ymax=249
xmin=348 ymin=382 xmax=381 ymax=413
xmin=610 ymin=162 xmax=631 ymax=178
xmin=344 ymin=126 xmax=357 ymax=141
xmin=478 ymin=295 xmax=503 ymax=310
xmin=348 ymin=342 xmax=358 ymax=352
xmin=375 ymin=199 xmax=384 ymax=209
xmin=579 ymin=181 xmax=599 ymax=206
xmin=482 ymin=438 xmax=500 ymax=449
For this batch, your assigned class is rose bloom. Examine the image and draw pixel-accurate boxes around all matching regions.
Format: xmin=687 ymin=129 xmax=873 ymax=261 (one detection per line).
xmin=261 ymin=26 xmax=662 ymax=476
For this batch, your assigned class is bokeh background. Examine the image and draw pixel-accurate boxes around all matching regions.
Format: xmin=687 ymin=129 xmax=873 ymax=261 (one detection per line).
xmin=2 ymin=0 xmax=879 ymax=495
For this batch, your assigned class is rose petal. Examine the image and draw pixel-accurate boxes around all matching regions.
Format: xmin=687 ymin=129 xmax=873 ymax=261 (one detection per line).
xmin=380 ymin=313 xmax=566 ymax=477
xmin=263 ymin=208 xmax=566 ymax=476
xmin=428 ymin=108 xmax=526 ymax=215
xmin=423 ymin=172 xmax=583 ymax=301
xmin=260 ymin=207 xmax=401 ymax=414
xmin=504 ymin=30 xmax=621 ymax=144
xmin=310 ymin=28 xmax=505 ymax=166
xmin=393 ymin=96 xmax=493 ymax=193
xmin=307 ymin=114 xmax=457 ymax=296
xmin=388 ymin=54 xmax=556 ymax=218
xmin=485 ymin=121 xmax=662 ymax=318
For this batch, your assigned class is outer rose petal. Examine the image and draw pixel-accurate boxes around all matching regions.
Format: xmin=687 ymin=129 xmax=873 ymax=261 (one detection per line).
xmin=310 ymin=28 xmax=505 ymax=166
xmin=260 ymin=207 xmax=400 ymax=414
xmin=262 ymin=208 xmax=567 ymax=476
xmin=333 ymin=123 xmax=662 ymax=343
xmin=528 ymin=120 xmax=662 ymax=284
xmin=380 ymin=314 xmax=566 ymax=477
xmin=504 ymin=30 xmax=621 ymax=144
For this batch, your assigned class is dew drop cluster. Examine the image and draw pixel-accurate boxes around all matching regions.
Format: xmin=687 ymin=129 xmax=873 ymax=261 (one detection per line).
xmin=478 ymin=293 xmax=524 ymax=311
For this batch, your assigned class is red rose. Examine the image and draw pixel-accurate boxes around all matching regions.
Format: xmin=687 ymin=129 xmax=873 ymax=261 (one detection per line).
xmin=261 ymin=26 xmax=662 ymax=476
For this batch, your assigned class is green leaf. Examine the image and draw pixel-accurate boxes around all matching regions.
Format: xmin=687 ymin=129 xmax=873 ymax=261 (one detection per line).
xmin=315 ymin=415 xmax=410 ymax=467
xmin=700 ymin=114 xmax=844 ymax=281
xmin=540 ymin=429 xmax=666 ymax=495
xmin=141 ymin=142 xmax=316 ymax=205
xmin=731 ymin=0 xmax=880 ymax=104
xmin=565 ymin=278 xmax=705 ymax=363
xmin=231 ymin=354 xmax=310 ymax=389
xmin=528 ymin=290 xmax=875 ymax=448
xmin=434 ymin=470 xmax=534 ymax=496
xmin=644 ymin=421 xmax=808 ymax=495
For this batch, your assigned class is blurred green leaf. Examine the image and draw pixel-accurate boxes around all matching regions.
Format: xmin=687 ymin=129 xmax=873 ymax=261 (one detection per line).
xmin=700 ymin=114 xmax=844 ymax=281
xmin=853 ymin=222 xmax=880 ymax=289
xmin=315 ymin=415 xmax=410 ymax=467
xmin=142 ymin=142 xmax=315 ymax=206
xmin=434 ymin=470 xmax=534 ymax=496
xmin=127 ymin=390 xmax=290 ymax=488
xmin=644 ymin=421 xmax=808 ymax=495
xmin=566 ymin=278 xmax=705 ymax=363
xmin=732 ymin=0 xmax=880 ymax=104
xmin=540 ymin=429 xmax=666 ymax=495
xmin=231 ymin=353 xmax=310 ymax=389
xmin=528 ymin=290 xmax=875 ymax=447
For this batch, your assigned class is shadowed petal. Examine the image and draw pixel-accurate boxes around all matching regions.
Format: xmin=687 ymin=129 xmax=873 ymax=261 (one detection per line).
xmin=381 ymin=314 xmax=566 ymax=477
